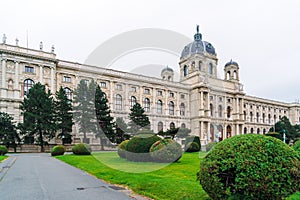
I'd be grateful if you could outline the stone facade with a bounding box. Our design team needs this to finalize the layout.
[0,30,299,146]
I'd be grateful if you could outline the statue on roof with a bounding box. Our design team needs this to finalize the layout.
[2,34,6,44]
[196,25,199,33]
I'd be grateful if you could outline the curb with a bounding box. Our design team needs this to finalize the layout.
[0,156,17,181]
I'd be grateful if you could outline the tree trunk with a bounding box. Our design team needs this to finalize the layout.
[39,129,44,152]
[100,137,105,151]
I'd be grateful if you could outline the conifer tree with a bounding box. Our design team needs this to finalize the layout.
[115,117,130,144]
[0,112,20,152]
[128,103,150,133]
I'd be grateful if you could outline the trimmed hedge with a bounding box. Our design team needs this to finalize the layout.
[125,134,161,162]
[293,140,300,154]
[72,143,92,155]
[117,140,129,159]
[0,145,8,155]
[205,142,216,152]
[51,145,66,156]
[184,135,201,150]
[198,134,300,200]
[185,142,200,152]
[150,139,182,163]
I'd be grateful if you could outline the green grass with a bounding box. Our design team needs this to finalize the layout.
[57,152,300,200]
[57,152,208,200]
[0,155,7,162]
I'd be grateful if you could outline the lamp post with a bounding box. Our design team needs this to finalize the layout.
[283,129,286,144]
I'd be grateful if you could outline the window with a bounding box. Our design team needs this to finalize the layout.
[210,103,214,117]
[170,122,175,129]
[83,79,89,84]
[227,98,231,103]
[250,112,253,122]
[199,61,202,71]
[243,111,246,120]
[218,105,222,118]
[144,98,150,112]
[244,127,247,134]
[116,84,122,90]
[209,63,213,75]
[268,114,271,124]
[100,82,106,88]
[115,94,122,110]
[219,97,223,102]
[256,112,259,123]
[181,123,186,129]
[227,106,231,118]
[157,90,163,96]
[131,86,136,92]
[169,101,175,115]
[158,122,163,132]
[262,113,265,123]
[181,94,185,99]
[144,88,150,94]
[180,103,185,116]
[169,92,174,98]
[24,79,34,96]
[210,96,214,101]
[25,66,34,73]
[157,100,163,114]
[183,65,188,77]
[64,87,72,100]
[63,76,71,82]
[130,96,136,109]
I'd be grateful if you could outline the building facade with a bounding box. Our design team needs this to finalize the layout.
[0,29,299,145]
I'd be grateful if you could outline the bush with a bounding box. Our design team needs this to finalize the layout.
[150,139,182,163]
[293,140,300,154]
[0,145,8,155]
[125,134,161,162]
[185,142,200,152]
[198,134,300,200]
[51,145,66,156]
[205,142,216,152]
[72,143,92,155]
[184,135,201,150]
[117,140,129,159]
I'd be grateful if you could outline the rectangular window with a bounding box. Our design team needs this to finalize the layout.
[169,92,174,98]
[100,82,106,88]
[25,66,34,73]
[157,90,163,96]
[219,97,223,102]
[116,84,122,90]
[181,94,185,99]
[144,88,150,94]
[63,76,71,82]
[131,86,136,92]
[210,96,214,101]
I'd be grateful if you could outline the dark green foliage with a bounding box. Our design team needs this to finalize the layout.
[150,139,182,163]
[205,142,216,152]
[265,131,283,141]
[125,134,161,162]
[95,85,115,149]
[128,103,150,133]
[176,128,191,138]
[184,135,201,151]
[115,117,130,144]
[20,83,57,152]
[0,112,20,152]
[198,134,300,200]
[158,128,179,139]
[293,140,300,154]
[117,140,129,159]
[72,143,92,155]
[51,145,66,156]
[0,145,8,155]
[55,87,74,145]
[185,142,200,152]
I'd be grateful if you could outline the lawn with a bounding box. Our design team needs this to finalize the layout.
[0,155,7,162]
[57,152,300,200]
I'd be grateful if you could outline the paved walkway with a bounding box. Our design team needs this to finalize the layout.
[0,153,145,200]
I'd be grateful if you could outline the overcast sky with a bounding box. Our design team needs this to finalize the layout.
[1,0,300,103]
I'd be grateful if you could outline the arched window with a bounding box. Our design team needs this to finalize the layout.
[274,115,277,123]
[130,96,137,109]
[183,65,188,77]
[263,128,266,134]
[192,61,195,68]
[268,114,271,124]
[227,106,231,118]
[210,103,214,117]
[144,98,150,112]
[181,123,186,128]
[157,100,163,114]
[209,63,213,75]
[64,87,72,100]
[170,122,175,129]
[8,79,13,90]
[158,122,163,132]
[257,128,260,134]
[169,101,174,115]
[226,125,232,138]
[199,61,202,71]
[233,70,237,79]
[24,79,35,96]
[180,103,185,116]
[115,94,122,110]
[244,127,247,134]
[243,111,247,120]
[262,113,265,123]
[218,105,222,118]
[250,112,253,122]
[256,112,259,123]
[226,71,230,80]
[250,128,254,133]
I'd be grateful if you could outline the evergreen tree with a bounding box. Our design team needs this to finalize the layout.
[128,103,150,133]
[0,112,20,152]
[94,85,114,149]
[55,87,74,144]
[73,79,97,144]
[20,83,57,152]
[115,117,130,144]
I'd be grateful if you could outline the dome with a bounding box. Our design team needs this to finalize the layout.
[161,66,174,74]
[180,27,216,58]
[225,60,239,67]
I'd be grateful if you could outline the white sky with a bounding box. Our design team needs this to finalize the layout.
[1,0,300,103]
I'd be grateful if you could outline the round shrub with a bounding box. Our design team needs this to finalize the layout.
[185,142,200,152]
[198,134,300,200]
[51,145,66,156]
[150,139,182,163]
[0,145,8,155]
[184,135,201,150]
[72,143,92,155]
[205,142,216,152]
[293,140,300,154]
[117,140,129,159]
[125,134,161,162]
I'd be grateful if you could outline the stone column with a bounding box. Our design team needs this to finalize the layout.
[200,121,204,139]
[39,65,43,83]
[200,91,203,110]
[236,124,240,135]
[110,81,114,109]
[14,61,19,98]
[236,98,240,120]
[50,67,54,92]
[207,122,211,143]
[1,59,7,97]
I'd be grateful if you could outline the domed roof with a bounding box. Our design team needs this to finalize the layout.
[181,26,216,58]
[225,60,239,67]
[161,66,174,73]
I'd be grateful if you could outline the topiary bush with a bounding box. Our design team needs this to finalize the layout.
[117,140,129,159]
[150,139,182,163]
[125,134,161,162]
[72,143,92,155]
[0,145,8,155]
[51,145,66,156]
[198,134,300,200]
[185,142,200,152]
[293,140,300,154]
[205,142,216,152]
[184,135,201,151]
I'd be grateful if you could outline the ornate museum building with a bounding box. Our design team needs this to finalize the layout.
[0,29,299,145]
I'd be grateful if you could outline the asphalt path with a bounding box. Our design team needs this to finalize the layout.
[0,153,145,200]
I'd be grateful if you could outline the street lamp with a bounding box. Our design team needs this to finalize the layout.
[283,129,286,144]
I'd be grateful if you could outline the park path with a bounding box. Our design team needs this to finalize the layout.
[0,153,146,200]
